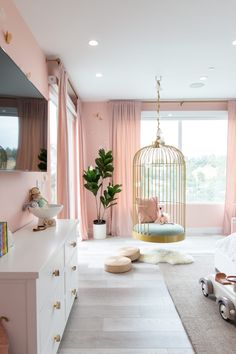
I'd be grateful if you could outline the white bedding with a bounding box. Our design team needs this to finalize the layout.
[215,233,236,262]
[215,233,236,274]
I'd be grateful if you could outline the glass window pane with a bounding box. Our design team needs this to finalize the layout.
[0,116,18,170]
[161,120,179,147]
[182,120,227,203]
[141,119,178,147]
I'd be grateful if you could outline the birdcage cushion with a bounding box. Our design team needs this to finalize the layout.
[132,223,185,243]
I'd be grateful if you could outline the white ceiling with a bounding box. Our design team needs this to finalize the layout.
[13,0,236,101]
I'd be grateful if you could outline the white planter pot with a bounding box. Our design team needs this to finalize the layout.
[93,222,107,240]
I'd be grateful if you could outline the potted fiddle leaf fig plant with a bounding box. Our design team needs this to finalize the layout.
[83,149,122,239]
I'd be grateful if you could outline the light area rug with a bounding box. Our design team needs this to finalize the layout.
[159,254,236,354]
[139,248,194,265]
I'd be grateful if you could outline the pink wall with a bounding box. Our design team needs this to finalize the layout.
[0,0,49,232]
[186,204,224,229]
[82,101,226,234]
[0,172,47,231]
[0,0,48,99]
[82,102,110,234]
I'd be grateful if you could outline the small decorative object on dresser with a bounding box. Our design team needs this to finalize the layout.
[83,149,122,239]
[23,186,48,211]
[23,187,63,231]
[28,186,48,208]
[0,220,78,354]
[29,203,63,231]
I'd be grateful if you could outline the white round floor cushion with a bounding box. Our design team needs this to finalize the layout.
[139,249,194,265]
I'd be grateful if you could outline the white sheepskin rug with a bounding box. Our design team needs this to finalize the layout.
[139,249,194,265]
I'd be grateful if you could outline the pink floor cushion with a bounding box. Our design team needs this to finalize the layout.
[104,256,132,273]
[118,247,140,261]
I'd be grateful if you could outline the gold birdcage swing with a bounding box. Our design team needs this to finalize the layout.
[132,78,186,243]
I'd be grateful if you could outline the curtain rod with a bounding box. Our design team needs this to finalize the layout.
[142,100,227,104]
[46,58,78,99]
[47,58,61,64]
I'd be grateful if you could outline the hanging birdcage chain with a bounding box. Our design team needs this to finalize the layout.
[156,77,161,140]
[154,76,162,146]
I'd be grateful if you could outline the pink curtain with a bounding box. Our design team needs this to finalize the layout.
[57,64,70,218]
[74,99,88,240]
[223,101,236,235]
[16,98,47,171]
[110,101,141,236]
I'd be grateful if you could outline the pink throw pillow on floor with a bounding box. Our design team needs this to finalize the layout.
[136,197,158,223]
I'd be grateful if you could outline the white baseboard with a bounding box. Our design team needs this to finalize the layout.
[89,226,223,236]
[186,227,223,235]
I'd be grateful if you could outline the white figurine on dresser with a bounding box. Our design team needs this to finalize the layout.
[0,220,79,354]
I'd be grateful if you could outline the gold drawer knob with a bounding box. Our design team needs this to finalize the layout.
[71,265,77,271]
[54,334,61,342]
[71,289,77,296]
[52,270,60,277]
[53,301,61,310]
[70,241,77,248]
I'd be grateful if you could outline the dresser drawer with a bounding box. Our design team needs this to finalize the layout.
[65,233,77,264]
[65,251,78,319]
[41,308,65,354]
[38,247,64,311]
[39,278,65,353]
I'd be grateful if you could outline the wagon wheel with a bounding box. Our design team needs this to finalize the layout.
[200,280,209,297]
[219,302,230,321]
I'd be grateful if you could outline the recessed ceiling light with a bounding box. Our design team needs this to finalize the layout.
[89,40,98,46]
[96,73,103,78]
[190,82,205,88]
[232,40,236,46]
[200,76,208,81]
[208,66,215,70]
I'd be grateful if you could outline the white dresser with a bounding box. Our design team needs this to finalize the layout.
[0,220,79,354]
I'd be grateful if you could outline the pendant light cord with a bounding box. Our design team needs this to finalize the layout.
[155,76,162,146]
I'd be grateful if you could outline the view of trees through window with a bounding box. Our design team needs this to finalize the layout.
[0,116,18,169]
[141,113,227,203]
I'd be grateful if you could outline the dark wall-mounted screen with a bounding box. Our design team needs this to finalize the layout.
[0,47,48,172]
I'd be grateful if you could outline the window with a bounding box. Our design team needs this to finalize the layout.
[49,86,78,217]
[141,111,227,203]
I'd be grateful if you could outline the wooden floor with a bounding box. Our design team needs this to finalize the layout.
[58,234,222,354]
